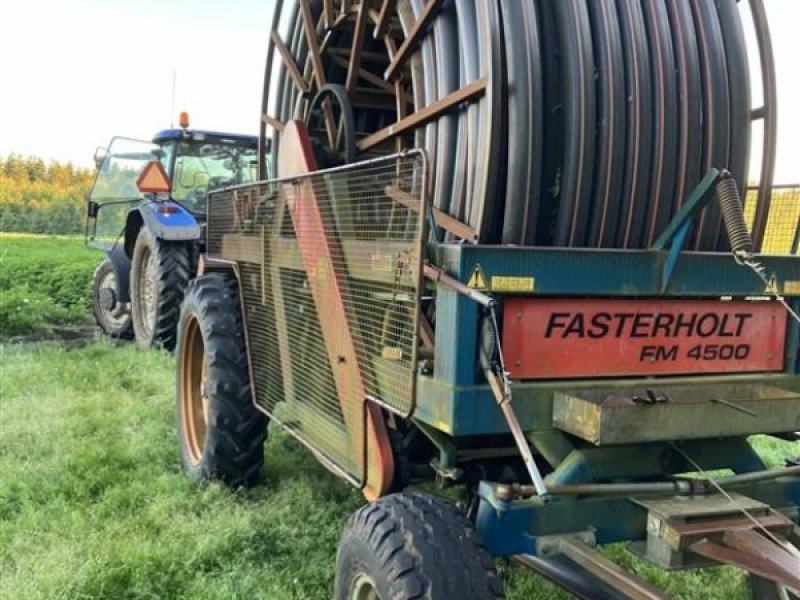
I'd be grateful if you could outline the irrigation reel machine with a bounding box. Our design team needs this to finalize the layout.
[174,1,800,598]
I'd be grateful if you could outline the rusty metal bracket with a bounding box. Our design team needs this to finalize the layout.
[515,536,672,600]
[690,532,800,591]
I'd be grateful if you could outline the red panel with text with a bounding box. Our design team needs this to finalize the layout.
[502,298,787,379]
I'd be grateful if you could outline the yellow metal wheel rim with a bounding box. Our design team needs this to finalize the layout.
[180,315,208,465]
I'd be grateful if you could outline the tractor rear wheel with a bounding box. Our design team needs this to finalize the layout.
[176,272,267,488]
[92,259,133,339]
[130,227,190,350]
[335,492,504,600]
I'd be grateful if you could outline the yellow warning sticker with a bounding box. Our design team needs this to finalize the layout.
[765,275,780,295]
[784,280,800,295]
[467,264,488,290]
[491,276,535,293]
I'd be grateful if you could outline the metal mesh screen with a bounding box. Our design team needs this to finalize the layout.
[745,185,800,255]
[206,151,427,483]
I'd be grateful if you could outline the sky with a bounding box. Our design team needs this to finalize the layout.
[0,0,274,166]
[0,0,798,183]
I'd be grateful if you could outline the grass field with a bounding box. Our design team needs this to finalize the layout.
[0,234,98,337]
[2,341,799,599]
[1,234,799,599]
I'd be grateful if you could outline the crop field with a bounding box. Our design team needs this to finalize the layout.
[1,234,799,599]
[0,234,97,338]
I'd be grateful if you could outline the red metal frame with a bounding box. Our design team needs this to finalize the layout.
[277,121,394,500]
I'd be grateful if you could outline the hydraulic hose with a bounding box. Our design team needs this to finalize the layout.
[261,0,774,251]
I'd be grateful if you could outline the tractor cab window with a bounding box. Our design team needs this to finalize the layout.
[171,140,258,214]
[156,141,175,176]
[88,137,162,247]
[90,137,160,203]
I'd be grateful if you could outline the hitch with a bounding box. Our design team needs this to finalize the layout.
[634,493,800,590]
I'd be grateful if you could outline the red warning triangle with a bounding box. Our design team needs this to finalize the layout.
[136,160,171,193]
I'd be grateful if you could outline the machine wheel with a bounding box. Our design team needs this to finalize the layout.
[92,259,133,339]
[129,228,190,350]
[176,272,266,488]
[335,492,504,600]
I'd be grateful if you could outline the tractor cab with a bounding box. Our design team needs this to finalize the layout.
[85,121,263,349]
[87,128,259,250]
[150,128,259,216]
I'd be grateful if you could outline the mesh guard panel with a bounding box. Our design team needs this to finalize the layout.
[745,186,800,255]
[206,151,427,484]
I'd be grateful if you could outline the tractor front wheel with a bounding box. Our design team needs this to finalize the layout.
[92,259,133,339]
[176,272,266,488]
[130,228,190,350]
[335,492,504,600]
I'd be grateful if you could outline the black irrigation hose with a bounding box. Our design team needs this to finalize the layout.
[616,0,654,249]
[691,0,731,251]
[642,0,679,248]
[586,0,625,248]
[665,0,704,219]
[263,0,772,251]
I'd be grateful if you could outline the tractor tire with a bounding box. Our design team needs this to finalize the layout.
[129,227,191,351]
[176,272,267,488]
[335,491,504,600]
[92,259,133,339]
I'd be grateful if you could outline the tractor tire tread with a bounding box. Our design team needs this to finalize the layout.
[177,272,266,488]
[92,259,133,339]
[336,491,504,599]
[131,229,192,350]
[151,240,191,350]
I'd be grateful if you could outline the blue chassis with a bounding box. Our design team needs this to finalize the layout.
[412,244,800,557]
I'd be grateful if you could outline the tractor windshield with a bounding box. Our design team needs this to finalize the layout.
[88,137,166,248]
[91,137,163,203]
[171,139,258,214]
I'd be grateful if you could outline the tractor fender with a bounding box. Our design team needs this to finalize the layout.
[137,202,201,242]
[122,203,201,257]
[106,244,132,303]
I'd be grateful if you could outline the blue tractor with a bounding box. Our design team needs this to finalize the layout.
[86,118,262,349]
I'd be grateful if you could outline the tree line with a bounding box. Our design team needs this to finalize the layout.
[0,155,95,234]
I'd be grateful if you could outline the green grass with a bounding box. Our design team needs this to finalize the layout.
[1,340,799,599]
[0,234,99,336]
[1,233,798,598]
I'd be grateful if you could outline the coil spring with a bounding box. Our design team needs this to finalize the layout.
[716,173,753,258]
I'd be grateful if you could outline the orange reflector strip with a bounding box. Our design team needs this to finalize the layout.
[137,160,171,194]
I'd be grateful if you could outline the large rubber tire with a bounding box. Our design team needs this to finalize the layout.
[335,492,504,600]
[129,228,191,351]
[175,272,267,488]
[91,259,133,339]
